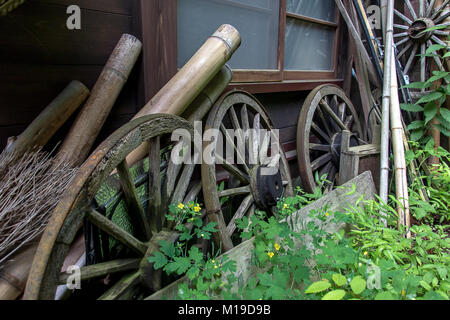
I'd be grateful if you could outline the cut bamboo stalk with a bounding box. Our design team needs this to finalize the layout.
[3,80,89,161]
[124,63,234,168]
[379,0,394,217]
[54,34,142,167]
[390,47,411,238]
[0,244,37,300]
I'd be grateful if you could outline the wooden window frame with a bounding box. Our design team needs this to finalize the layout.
[138,0,344,96]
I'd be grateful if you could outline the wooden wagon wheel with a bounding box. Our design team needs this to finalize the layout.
[394,0,449,88]
[296,85,365,194]
[24,114,203,300]
[202,91,293,252]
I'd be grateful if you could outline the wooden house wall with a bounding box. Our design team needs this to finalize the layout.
[0,0,143,151]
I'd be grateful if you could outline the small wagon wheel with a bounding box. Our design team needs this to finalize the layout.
[393,0,449,89]
[202,91,293,252]
[297,85,365,194]
[24,114,200,300]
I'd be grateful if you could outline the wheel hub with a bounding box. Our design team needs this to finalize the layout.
[408,18,435,42]
[250,166,283,210]
[330,132,359,166]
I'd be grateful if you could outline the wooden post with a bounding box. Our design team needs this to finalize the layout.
[3,81,89,161]
[54,34,142,167]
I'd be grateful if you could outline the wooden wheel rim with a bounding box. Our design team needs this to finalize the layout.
[296,84,364,193]
[202,90,293,253]
[24,114,193,300]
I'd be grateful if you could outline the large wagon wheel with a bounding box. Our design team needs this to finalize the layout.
[24,114,202,300]
[394,0,449,88]
[297,85,365,194]
[202,91,293,252]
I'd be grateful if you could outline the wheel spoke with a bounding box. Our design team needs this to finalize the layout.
[420,0,425,17]
[431,35,447,47]
[394,24,409,30]
[394,9,413,25]
[164,152,182,208]
[405,0,418,20]
[229,106,246,156]
[171,164,196,204]
[311,153,332,171]
[428,40,447,73]
[394,32,409,38]
[319,99,349,131]
[309,143,330,152]
[220,124,249,172]
[183,180,202,203]
[431,0,450,20]
[403,43,418,75]
[396,37,410,47]
[218,185,251,198]
[86,208,148,255]
[216,154,249,184]
[421,43,426,87]
[344,115,354,130]
[311,122,331,144]
[325,165,337,192]
[226,195,253,237]
[338,103,346,122]
[59,259,139,285]
[99,271,142,300]
[259,130,271,165]
[315,105,334,136]
[434,30,450,36]
[117,160,152,240]
[148,136,162,232]
[318,161,333,180]
[426,0,437,17]
[398,42,413,59]
[250,113,261,166]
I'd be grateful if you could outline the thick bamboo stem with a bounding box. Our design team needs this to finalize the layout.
[379,0,394,216]
[390,48,411,238]
[3,80,89,161]
[54,34,142,167]
[124,63,234,168]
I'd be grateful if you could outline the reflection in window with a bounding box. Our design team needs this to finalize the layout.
[284,18,335,71]
[286,0,336,22]
[178,0,280,70]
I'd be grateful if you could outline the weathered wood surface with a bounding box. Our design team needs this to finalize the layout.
[147,171,377,300]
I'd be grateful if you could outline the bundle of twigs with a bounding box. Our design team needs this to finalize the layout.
[0,149,77,265]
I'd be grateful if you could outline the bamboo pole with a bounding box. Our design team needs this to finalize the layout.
[124,25,240,167]
[390,47,411,238]
[0,245,37,300]
[124,65,233,168]
[3,80,89,161]
[54,34,142,167]
[379,0,394,216]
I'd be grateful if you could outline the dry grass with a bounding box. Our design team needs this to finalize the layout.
[0,149,77,265]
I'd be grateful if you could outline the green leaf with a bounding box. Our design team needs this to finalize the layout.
[407,120,425,131]
[402,82,431,89]
[400,104,424,112]
[148,251,168,270]
[203,222,218,233]
[417,92,444,105]
[350,276,366,295]
[322,289,346,300]
[375,291,394,300]
[436,114,450,130]
[410,129,424,141]
[188,246,203,264]
[420,280,432,291]
[440,108,450,124]
[186,266,200,280]
[434,124,450,137]
[305,280,331,294]
[158,240,175,258]
[424,101,438,125]
[425,44,446,55]
[332,273,347,287]
[426,71,450,84]
[171,256,192,275]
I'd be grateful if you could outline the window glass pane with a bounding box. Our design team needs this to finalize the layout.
[287,0,336,22]
[284,18,335,70]
[178,0,280,70]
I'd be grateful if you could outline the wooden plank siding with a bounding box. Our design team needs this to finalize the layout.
[0,0,141,150]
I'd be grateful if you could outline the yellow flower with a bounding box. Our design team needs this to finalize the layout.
[214,265,218,269]
[358,263,363,267]
[200,233,204,238]
[194,205,201,213]
[274,243,281,251]
[189,203,194,208]
[283,204,288,209]
[177,203,185,210]
[363,251,368,256]
[267,252,274,259]
[401,289,406,297]
[189,218,194,222]
[211,260,215,264]
[325,212,330,217]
